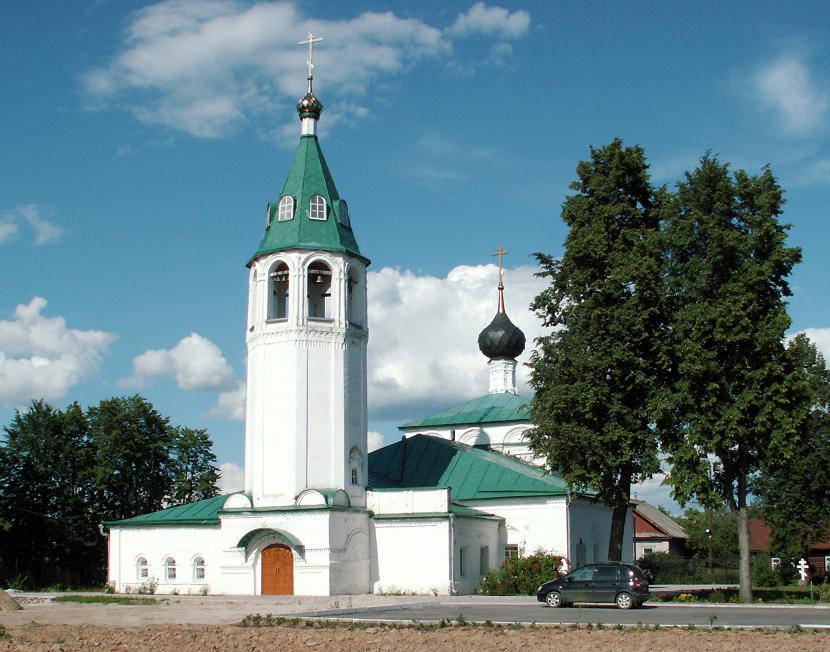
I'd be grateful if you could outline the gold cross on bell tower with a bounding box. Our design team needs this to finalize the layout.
[299,32,324,93]
[492,245,509,313]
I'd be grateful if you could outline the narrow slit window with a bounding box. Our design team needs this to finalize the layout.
[351,468,359,485]
[278,196,294,221]
[309,195,327,220]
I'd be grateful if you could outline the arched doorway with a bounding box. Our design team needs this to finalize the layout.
[261,544,294,595]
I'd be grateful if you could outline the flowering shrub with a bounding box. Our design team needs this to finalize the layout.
[478,549,564,595]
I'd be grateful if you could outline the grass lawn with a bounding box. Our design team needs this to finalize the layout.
[52,595,160,606]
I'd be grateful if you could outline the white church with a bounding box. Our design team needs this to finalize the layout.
[105,40,634,596]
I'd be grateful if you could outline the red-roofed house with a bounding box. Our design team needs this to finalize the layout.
[749,519,830,579]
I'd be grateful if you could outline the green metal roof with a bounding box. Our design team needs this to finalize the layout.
[102,494,231,527]
[399,392,531,429]
[368,434,571,500]
[250,135,368,264]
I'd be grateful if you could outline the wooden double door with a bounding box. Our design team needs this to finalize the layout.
[261,544,294,595]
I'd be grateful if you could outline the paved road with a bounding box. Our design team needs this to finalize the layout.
[304,600,830,629]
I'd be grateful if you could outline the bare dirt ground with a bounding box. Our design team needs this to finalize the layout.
[2,622,830,652]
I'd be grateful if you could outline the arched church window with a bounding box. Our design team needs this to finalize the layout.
[351,468,359,485]
[278,196,294,221]
[164,557,176,581]
[193,557,206,582]
[309,194,327,220]
[307,261,332,319]
[136,557,148,580]
[268,262,289,320]
[339,199,350,226]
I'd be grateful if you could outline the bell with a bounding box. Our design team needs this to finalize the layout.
[314,274,323,284]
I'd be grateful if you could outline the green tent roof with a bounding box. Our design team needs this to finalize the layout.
[103,494,231,527]
[399,392,531,429]
[250,135,367,264]
[368,434,572,500]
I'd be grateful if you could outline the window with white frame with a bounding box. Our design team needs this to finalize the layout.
[504,545,519,562]
[309,194,326,220]
[164,557,176,581]
[193,557,206,581]
[136,557,149,580]
[278,196,294,221]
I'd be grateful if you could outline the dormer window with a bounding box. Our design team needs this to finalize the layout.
[278,196,294,222]
[309,195,327,220]
[265,203,272,227]
[339,200,350,226]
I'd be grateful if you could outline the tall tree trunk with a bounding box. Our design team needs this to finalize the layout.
[734,474,753,603]
[607,503,629,561]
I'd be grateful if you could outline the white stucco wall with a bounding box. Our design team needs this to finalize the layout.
[452,516,504,594]
[568,498,635,567]
[401,420,538,463]
[462,496,570,560]
[635,539,669,559]
[107,505,371,596]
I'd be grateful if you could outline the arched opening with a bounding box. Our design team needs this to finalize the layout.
[261,544,294,595]
[136,557,148,581]
[193,557,205,582]
[307,261,332,320]
[347,267,361,325]
[164,557,176,582]
[268,262,289,320]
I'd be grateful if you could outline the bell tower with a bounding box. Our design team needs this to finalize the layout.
[244,34,370,508]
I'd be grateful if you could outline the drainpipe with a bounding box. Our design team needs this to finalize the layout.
[565,493,572,572]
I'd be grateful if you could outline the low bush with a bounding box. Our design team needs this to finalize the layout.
[751,555,778,587]
[478,549,564,595]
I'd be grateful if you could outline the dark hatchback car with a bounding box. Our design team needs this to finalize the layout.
[536,562,649,609]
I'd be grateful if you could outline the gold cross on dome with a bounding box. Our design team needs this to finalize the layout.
[298,32,324,89]
[492,245,509,286]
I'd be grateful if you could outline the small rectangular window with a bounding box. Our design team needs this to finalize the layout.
[504,544,519,562]
[480,546,489,574]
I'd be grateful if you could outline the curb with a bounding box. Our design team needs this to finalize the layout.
[291,600,441,618]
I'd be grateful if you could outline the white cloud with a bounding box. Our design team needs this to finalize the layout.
[209,381,247,420]
[0,220,18,243]
[218,461,244,493]
[789,327,830,362]
[367,264,546,418]
[0,297,116,407]
[0,205,63,246]
[367,430,385,452]
[754,54,829,134]
[448,3,530,40]
[124,332,237,391]
[83,1,529,139]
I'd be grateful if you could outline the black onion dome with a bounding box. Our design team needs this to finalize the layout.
[478,312,526,360]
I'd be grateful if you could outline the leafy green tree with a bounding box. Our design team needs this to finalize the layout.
[754,334,830,559]
[0,401,101,586]
[676,506,739,560]
[528,139,665,561]
[168,426,220,505]
[658,156,802,602]
[88,395,173,522]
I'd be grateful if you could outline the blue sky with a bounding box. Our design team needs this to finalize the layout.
[2,1,829,509]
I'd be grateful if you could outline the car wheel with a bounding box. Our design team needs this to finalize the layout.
[545,591,562,608]
[615,592,633,610]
